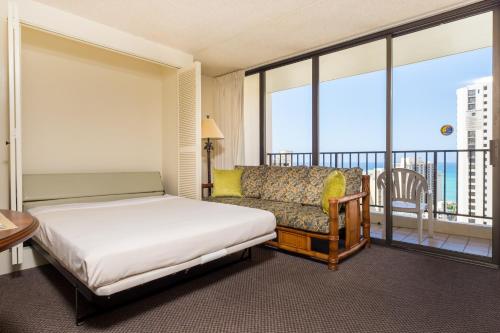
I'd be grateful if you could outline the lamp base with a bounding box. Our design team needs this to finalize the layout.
[204,138,213,195]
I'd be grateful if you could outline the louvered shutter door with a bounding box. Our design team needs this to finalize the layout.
[177,62,202,199]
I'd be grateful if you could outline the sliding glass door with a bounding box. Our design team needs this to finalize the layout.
[392,12,494,258]
[319,40,386,240]
[255,4,499,264]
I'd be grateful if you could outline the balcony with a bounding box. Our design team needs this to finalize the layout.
[267,149,492,257]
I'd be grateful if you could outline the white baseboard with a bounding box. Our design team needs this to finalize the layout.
[0,246,48,276]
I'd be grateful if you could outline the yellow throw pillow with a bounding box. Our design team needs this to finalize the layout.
[212,168,244,198]
[321,171,346,214]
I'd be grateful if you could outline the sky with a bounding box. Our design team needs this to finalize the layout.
[271,47,492,153]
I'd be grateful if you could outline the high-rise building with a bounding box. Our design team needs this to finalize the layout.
[397,157,443,207]
[367,160,443,215]
[456,77,492,225]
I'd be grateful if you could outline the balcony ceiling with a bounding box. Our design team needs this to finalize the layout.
[35,0,482,77]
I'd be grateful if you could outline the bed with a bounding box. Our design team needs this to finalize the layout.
[24,172,276,323]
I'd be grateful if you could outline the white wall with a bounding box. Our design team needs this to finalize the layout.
[16,0,193,69]
[243,74,260,166]
[22,26,165,174]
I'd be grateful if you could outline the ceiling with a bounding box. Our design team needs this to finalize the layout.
[34,0,482,77]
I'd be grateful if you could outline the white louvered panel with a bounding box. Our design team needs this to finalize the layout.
[177,62,201,200]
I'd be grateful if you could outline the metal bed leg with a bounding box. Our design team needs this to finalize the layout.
[240,247,253,261]
[75,287,98,326]
[75,287,84,326]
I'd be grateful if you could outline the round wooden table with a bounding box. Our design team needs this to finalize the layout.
[0,210,39,252]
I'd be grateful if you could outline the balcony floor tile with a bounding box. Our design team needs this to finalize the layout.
[421,237,446,248]
[368,225,491,257]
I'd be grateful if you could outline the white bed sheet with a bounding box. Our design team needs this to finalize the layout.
[29,195,276,295]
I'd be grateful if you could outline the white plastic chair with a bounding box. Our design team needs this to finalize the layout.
[377,168,434,244]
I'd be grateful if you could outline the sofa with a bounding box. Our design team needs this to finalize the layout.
[205,165,371,270]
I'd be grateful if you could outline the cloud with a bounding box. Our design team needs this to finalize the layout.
[461,75,492,86]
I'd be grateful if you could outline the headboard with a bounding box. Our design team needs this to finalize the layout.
[23,172,164,210]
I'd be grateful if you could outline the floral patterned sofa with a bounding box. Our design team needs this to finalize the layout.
[206,166,371,270]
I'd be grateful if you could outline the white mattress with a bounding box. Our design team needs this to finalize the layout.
[29,195,276,296]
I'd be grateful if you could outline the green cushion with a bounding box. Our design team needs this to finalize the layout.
[322,171,346,214]
[212,168,243,197]
[302,167,362,206]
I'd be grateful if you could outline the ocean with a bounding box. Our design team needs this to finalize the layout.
[318,161,458,203]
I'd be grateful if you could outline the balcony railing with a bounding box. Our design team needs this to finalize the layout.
[267,149,492,224]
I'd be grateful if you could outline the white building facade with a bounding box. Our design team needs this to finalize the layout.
[456,78,492,225]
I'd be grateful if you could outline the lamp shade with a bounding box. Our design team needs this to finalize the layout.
[201,117,224,139]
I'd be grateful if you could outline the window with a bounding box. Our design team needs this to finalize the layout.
[319,39,386,165]
[256,10,494,248]
[266,59,312,165]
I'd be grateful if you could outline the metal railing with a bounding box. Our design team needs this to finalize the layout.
[267,149,492,224]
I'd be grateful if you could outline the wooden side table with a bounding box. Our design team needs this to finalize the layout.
[0,210,39,252]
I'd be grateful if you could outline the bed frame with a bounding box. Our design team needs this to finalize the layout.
[31,239,252,325]
[23,172,255,325]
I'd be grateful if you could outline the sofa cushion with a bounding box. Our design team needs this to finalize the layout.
[236,165,268,198]
[205,196,255,206]
[343,168,363,195]
[261,167,309,204]
[206,196,346,234]
[302,167,362,206]
[284,205,346,234]
[205,196,299,226]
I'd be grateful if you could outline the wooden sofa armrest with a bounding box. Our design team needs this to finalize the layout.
[328,191,368,205]
[326,175,371,270]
